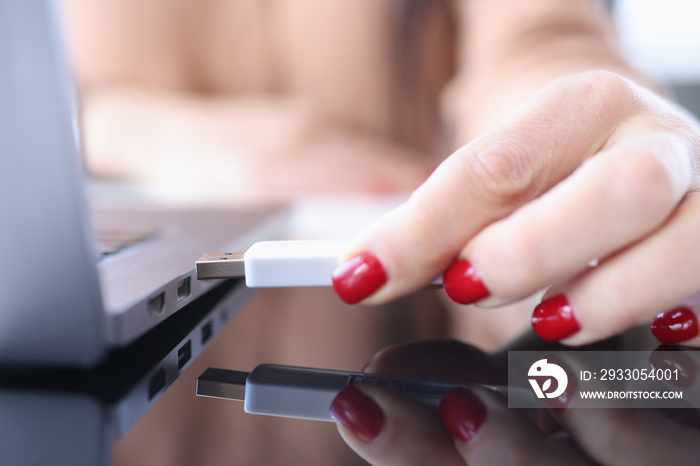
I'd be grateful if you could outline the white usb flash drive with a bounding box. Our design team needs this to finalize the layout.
[195,240,348,286]
[195,239,443,288]
[196,364,535,421]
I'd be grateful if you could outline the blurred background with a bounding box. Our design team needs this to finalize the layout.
[615,0,700,117]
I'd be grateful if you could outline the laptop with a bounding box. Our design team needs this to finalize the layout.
[0,279,250,465]
[0,0,286,367]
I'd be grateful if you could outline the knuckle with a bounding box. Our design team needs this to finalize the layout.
[580,70,632,98]
[563,70,637,109]
[551,70,642,125]
[484,227,548,298]
[456,141,541,208]
[447,71,642,212]
[608,148,677,220]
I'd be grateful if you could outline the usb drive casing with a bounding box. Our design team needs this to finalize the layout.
[197,364,533,421]
[196,240,443,287]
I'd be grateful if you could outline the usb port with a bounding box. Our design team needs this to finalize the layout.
[148,367,166,400]
[177,277,191,304]
[178,340,192,370]
[147,292,166,317]
[201,320,213,345]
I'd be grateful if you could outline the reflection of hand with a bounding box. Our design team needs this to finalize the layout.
[650,345,700,406]
[331,71,700,346]
[331,340,700,465]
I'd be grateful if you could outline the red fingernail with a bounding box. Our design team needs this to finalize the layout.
[332,252,387,304]
[439,387,486,443]
[361,362,371,373]
[651,307,699,344]
[330,386,385,442]
[531,294,580,342]
[443,260,490,304]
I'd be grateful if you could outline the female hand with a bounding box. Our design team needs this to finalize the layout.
[330,340,700,465]
[331,70,700,346]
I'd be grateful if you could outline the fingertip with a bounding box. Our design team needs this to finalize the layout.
[331,252,387,304]
[330,386,385,443]
[439,387,487,443]
[531,294,581,342]
[443,259,491,305]
[651,307,700,344]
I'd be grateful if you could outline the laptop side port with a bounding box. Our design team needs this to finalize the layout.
[201,320,213,345]
[148,367,166,400]
[147,292,166,317]
[178,339,192,370]
[177,277,191,304]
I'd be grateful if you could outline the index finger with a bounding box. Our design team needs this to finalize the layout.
[331,71,639,304]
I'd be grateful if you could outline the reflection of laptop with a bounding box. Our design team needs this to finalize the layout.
[0,0,286,367]
[0,279,251,465]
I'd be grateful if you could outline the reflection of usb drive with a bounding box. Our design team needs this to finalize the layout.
[196,364,533,421]
[195,239,443,287]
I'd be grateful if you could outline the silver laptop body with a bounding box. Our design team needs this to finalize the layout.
[0,0,285,367]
